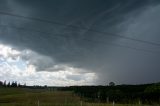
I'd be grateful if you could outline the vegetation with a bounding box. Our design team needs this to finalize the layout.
[71,83,160,104]
[0,87,81,106]
[0,87,157,106]
[0,81,160,106]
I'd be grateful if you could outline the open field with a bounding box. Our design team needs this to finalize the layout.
[0,87,80,106]
[0,87,158,106]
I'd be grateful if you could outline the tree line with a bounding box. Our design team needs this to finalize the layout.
[0,80,47,89]
[0,80,26,87]
[69,83,160,104]
[43,82,160,104]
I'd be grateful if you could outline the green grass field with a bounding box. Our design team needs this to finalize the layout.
[0,87,157,106]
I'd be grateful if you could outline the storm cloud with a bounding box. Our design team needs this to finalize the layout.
[0,0,160,85]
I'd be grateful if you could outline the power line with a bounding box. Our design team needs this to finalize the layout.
[0,11,160,46]
[0,24,160,54]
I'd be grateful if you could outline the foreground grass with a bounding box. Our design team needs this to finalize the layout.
[0,87,159,106]
[0,87,81,106]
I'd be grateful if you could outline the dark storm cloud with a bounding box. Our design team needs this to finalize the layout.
[0,0,160,84]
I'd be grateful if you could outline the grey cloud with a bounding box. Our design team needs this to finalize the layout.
[0,0,160,84]
[66,75,83,81]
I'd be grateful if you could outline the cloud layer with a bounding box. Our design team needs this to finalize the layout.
[0,0,160,85]
[0,44,96,86]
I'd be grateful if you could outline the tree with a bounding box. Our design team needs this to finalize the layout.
[11,81,18,87]
[18,83,21,87]
[0,81,3,86]
[144,84,160,93]
[3,80,6,87]
[109,82,115,86]
[7,82,10,87]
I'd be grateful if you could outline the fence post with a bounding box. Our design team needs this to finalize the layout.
[113,101,115,106]
[139,100,141,105]
[38,100,39,106]
[80,101,82,106]
[106,97,109,103]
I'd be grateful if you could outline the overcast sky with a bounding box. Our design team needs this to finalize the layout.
[0,0,160,86]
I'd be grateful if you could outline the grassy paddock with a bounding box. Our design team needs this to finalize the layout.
[0,87,158,106]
